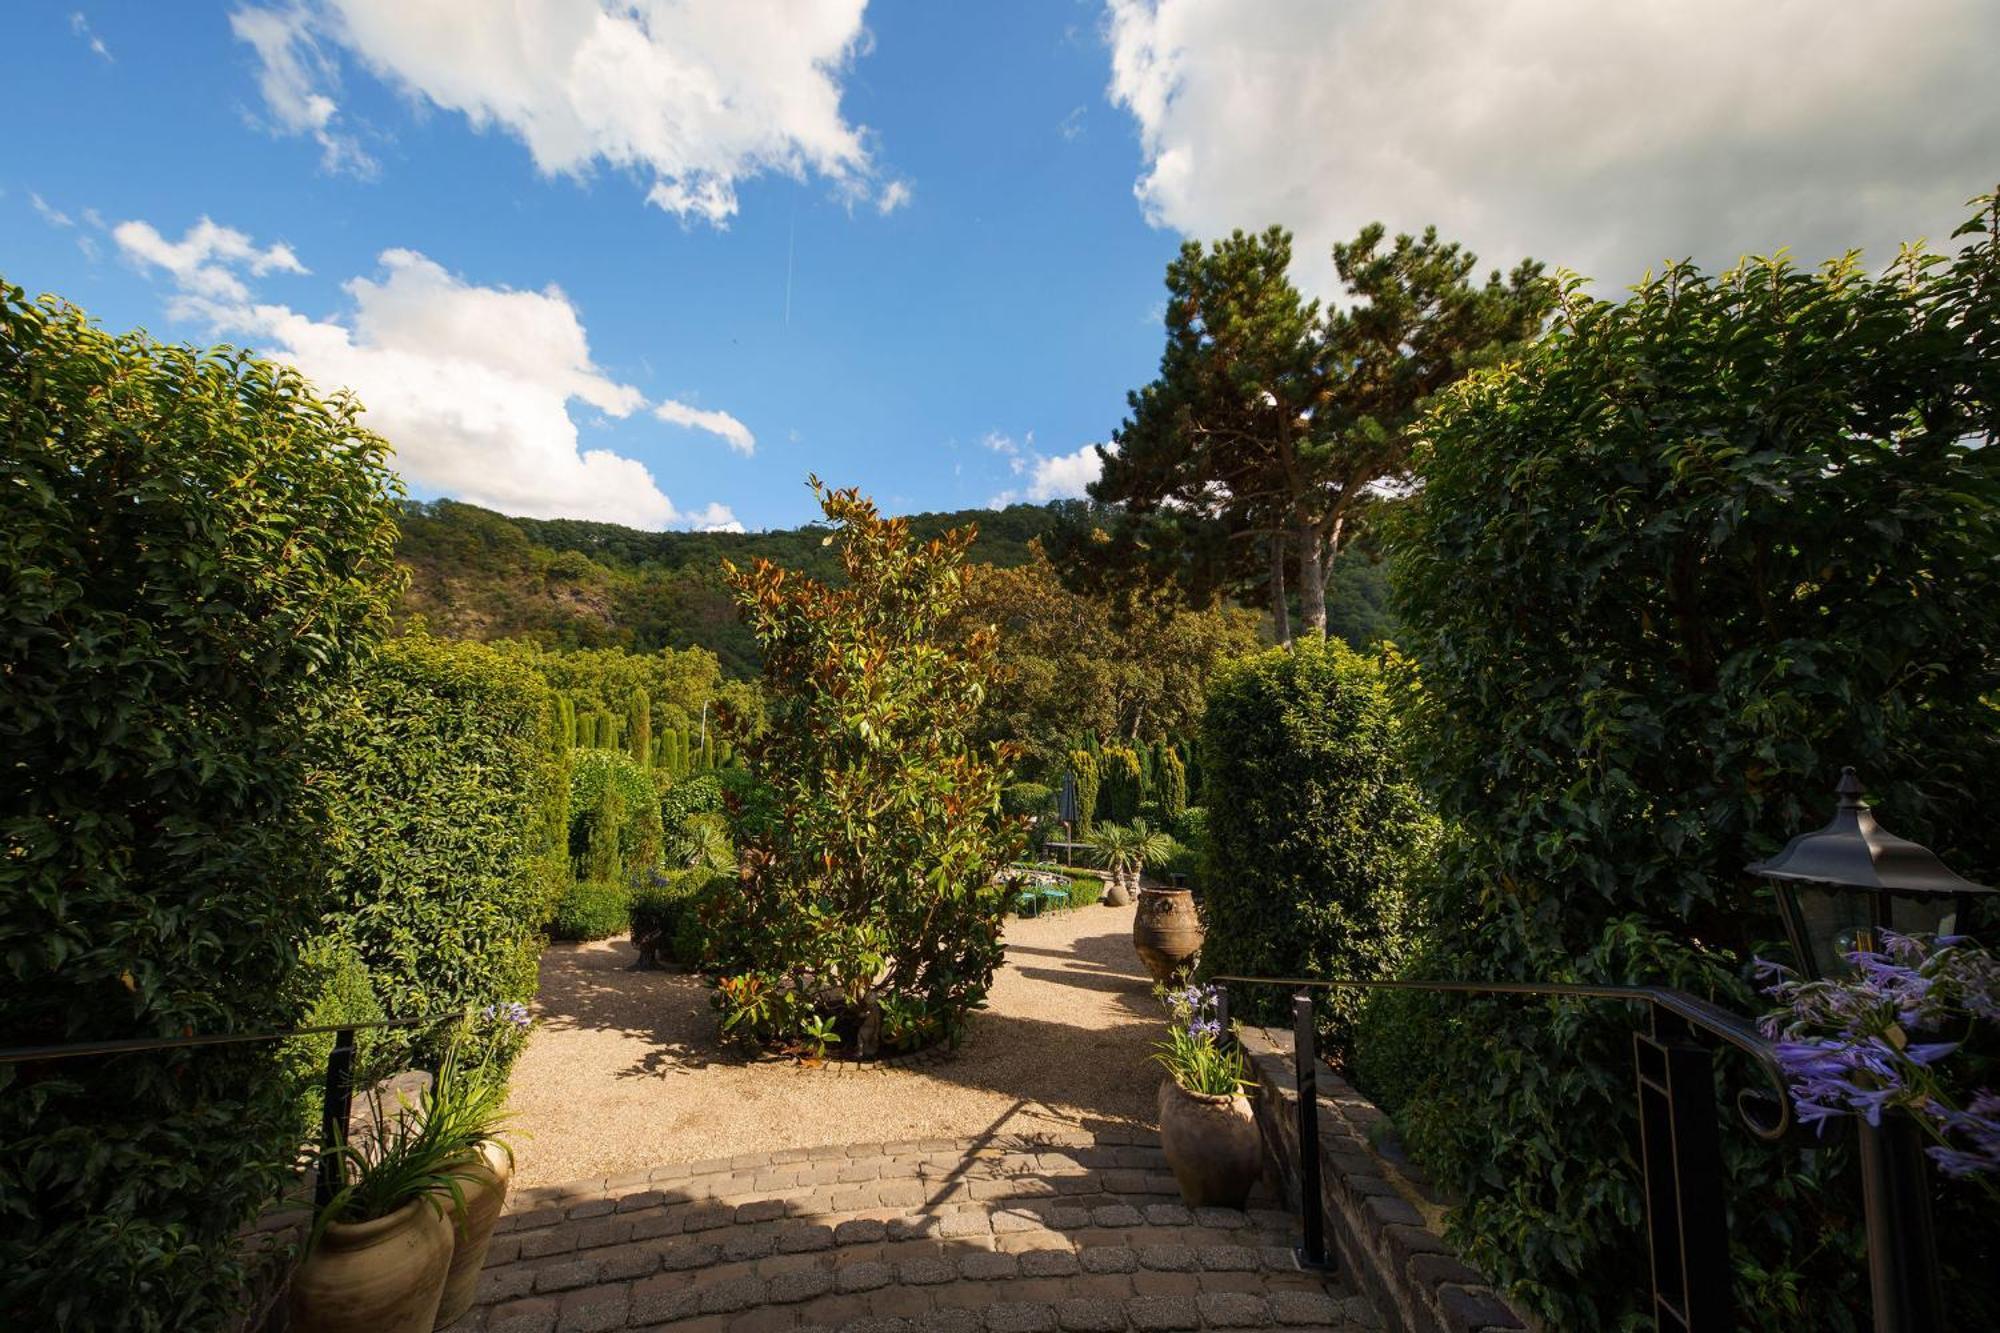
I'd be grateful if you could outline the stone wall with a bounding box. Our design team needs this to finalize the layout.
[1238,1025,1530,1333]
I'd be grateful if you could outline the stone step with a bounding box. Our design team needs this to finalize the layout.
[451,1131,1380,1333]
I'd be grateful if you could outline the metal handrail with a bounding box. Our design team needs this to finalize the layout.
[0,1011,467,1065]
[1206,971,1799,1333]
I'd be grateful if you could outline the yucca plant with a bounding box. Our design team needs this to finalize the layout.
[1090,818,1176,894]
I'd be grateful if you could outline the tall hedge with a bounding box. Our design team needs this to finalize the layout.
[1097,745,1143,824]
[568,749,664,884]
[1196,638,1433,1062]
[316,635,558,1031]
[1068,750,1100,836]
[0,283,402,1327]
[1385,201,2000,1330]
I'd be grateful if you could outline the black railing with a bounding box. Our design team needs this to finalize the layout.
[1,1010,466,1209]
[1208,973,1799,1333]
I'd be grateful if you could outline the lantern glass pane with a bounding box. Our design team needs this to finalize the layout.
[1794,884,1873,977]
[1888,893,1957,940]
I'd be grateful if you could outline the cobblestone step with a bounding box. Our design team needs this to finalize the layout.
[451,1130,1381,1332]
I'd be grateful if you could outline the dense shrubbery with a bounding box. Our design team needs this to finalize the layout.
[1195,637,1434,1063]
[0,283,403,1327]
[549,880,631,942]
[1383,201,2000,1330]
[569,749,663,885]
[630,867,729,966]
[319,635,560,1020]
[704,481,1023,1056]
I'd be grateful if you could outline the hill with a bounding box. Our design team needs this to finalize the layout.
[394,498,1071,676]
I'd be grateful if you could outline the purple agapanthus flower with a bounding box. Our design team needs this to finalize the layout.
[1763,932,1997,1189]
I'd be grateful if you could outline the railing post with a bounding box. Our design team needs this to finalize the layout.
[1857,1113,1944,1333]
[1293,990,1328,1269]
[315,1026,357,1211]
[1633,1007,1730,1332]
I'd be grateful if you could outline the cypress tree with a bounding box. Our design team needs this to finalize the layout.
[584,778,624,884]
[626,688,652,768]
[1161,747,1188,824]
[1069,750,1099,837]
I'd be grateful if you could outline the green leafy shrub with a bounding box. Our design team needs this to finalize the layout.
[1065,875,1104,909]
[1068,750,1099,836]
[549,880,631,942]
[1098,745,1143,824]
[1196,637,1435,1064]
[0,282,403,1326]
[656,772,733,869]
[568,749,663,884]
[630,867,729,964]
[1386,200,2000,1330]
[706,480,1025,1056]
[317,635,561,1035]
[1003,781,1056,818]
[1158,747,1188,825]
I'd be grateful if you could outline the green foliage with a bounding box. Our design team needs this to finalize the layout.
[1068,751,1100,837]
[1159,748,1188,824]
[1088,818,1175,877]
[568,750,664,884]
[396,496,1064,677]
[1098,746,1143,824]
[1196,638,1434,1064]
[0,280,403,1327]
[279,938,388,1145]
[630,868,728,965]
[1386,199,2000,1330]
[318,635,559,1026]
[1002,782,1056,818]
[1060,223,1548,640]
[626,686,653,768]
[549,880,631,942]
[706,479,1025,1055]
[1065,875,1104,909]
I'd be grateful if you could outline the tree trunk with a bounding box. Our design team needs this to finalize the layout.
[1268,532,1291,643]
[1296,522,1328,638]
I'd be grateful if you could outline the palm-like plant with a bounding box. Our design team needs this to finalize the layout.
[1089,818,1175,894]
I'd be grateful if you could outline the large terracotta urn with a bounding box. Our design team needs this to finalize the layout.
[290,1196,454,1333]
[1102,871,1133,908]
[1157,1078,1262,1208]
[434,1140,513,1328]
[1132,886,1203,982]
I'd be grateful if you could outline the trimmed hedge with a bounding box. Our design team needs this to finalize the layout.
[0,283,403,1328]
[568,749,663,885]
[1195,637,1435,1064]
[549,879,630,942]
[630,867,730,964]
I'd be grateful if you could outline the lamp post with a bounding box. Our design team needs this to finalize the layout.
[1747,767,1995,1333]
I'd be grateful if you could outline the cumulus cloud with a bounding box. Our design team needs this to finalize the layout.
[991,442,1104,506]
[115,220,741,529]
[229,4,374,174]
[876,179,913,215]
[111,216,308,303]
[231,0,884,224]
[1104,0,2000,293]
[655,398,755,455]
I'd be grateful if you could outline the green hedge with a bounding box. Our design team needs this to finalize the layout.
[1387,208,2000,1330]
[0,282,402,1328]
[630,867,730,964]
[1195,638,1434,1064]
[1065,874,1104,909]
[568,749,663,884]
[549,879,631,942]
[317,635,559,1023]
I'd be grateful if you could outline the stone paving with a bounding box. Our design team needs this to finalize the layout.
[451,1127,1381,1332]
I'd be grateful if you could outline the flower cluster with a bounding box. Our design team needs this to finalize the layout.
[480,1000,533,1033]
[1153,983,1249,1096]
[1760,933,1998,1187]
[1166,983,1227,1042]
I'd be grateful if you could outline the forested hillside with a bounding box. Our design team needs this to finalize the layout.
[395,497,1393,676]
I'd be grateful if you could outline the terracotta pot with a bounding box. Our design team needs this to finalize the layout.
[1102,872,1133,907]
[1157,1078,1262,1209]
[434,1141,513,1328]
[1132,887,1204,983]
[290,1196,454,1333]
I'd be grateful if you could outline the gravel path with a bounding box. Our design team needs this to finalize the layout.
[503,901,1163,1188]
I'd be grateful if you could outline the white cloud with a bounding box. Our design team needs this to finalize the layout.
[30,193,73,228]
[1058,106,1086,142]
[876,179,913,215]
[112,216,308,303]
[232,0,885,224]
[991,442,1104,506]
[687,502,745,533]
[229,5,374,175]
[982,429,1031,476]
[1104,0,2000,293]
[71,12,112,62]
[655,398,755,455]
[115,221,741,529]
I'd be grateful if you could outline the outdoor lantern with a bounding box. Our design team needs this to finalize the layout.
[1747,767,1995,979]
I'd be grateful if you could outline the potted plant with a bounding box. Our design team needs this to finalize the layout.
[430,1006,528,1329]
[1126,818,1201,981]
[1152,983,1261,1209]
[291,1087,481,1333]
[1089,819,1171,906]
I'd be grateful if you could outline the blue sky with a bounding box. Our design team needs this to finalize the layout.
[6,3,1995,531]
